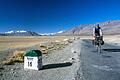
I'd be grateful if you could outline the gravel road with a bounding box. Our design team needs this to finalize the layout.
[0,40,82,80]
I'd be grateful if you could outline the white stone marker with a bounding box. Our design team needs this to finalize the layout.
[24,50,42,70]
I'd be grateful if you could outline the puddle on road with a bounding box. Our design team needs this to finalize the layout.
[92,64,112,71]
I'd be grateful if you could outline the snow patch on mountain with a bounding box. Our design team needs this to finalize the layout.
[5,30,14,33]
[57,30,64,33]
[16,30,27,33]
[5,30,27,34]
[40,33,56,36]
[39,30,64,36]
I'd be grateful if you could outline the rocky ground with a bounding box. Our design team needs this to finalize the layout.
[0,39,82,80]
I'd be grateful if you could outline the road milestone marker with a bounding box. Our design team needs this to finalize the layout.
[24,50,43,70]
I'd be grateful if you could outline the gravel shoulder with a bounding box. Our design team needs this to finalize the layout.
[0,39,82,80]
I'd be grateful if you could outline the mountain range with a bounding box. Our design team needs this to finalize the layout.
[1,30,39,36]
[0,30,64,36]
[56,20,120,36]
[0,20,120,36]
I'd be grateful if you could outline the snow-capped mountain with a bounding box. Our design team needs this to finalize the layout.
[5,30,27,34]
[0,30,64,36]
[4,30,39,36]
[39,30,64,36]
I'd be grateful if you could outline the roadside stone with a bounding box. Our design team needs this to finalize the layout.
[11,71,15,74]
[10,69,15,71]
[0,67,4,70]
[72,58,75,60]
[73,51,77,53]
[14,75,18,77]
[0,73,3,76]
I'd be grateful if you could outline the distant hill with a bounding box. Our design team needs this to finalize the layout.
[56,20,120,36]
[3,30,40,36]
[0,33,7,36]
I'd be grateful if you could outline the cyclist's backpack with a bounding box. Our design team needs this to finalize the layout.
[101,41,104,45]
[95,27,100,36]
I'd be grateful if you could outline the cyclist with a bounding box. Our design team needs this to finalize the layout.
[92,24,104,45]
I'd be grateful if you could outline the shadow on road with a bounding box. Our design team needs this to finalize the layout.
[101,54,112,58]
[42,62,72,70]
[102,49,120,52]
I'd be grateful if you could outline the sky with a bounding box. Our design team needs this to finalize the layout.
[0,0,120,33]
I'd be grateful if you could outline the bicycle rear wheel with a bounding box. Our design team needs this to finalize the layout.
[98,43,101,53]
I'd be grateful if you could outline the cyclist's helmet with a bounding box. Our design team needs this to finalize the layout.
[96,24,99,27]
[95,24,101,29]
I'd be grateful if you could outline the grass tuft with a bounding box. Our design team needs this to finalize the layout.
[2,51,25,65]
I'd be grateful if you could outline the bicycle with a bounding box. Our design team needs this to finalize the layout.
[94,36,103,53]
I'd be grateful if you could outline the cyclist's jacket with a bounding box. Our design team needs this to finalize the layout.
[93,27,103,36]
